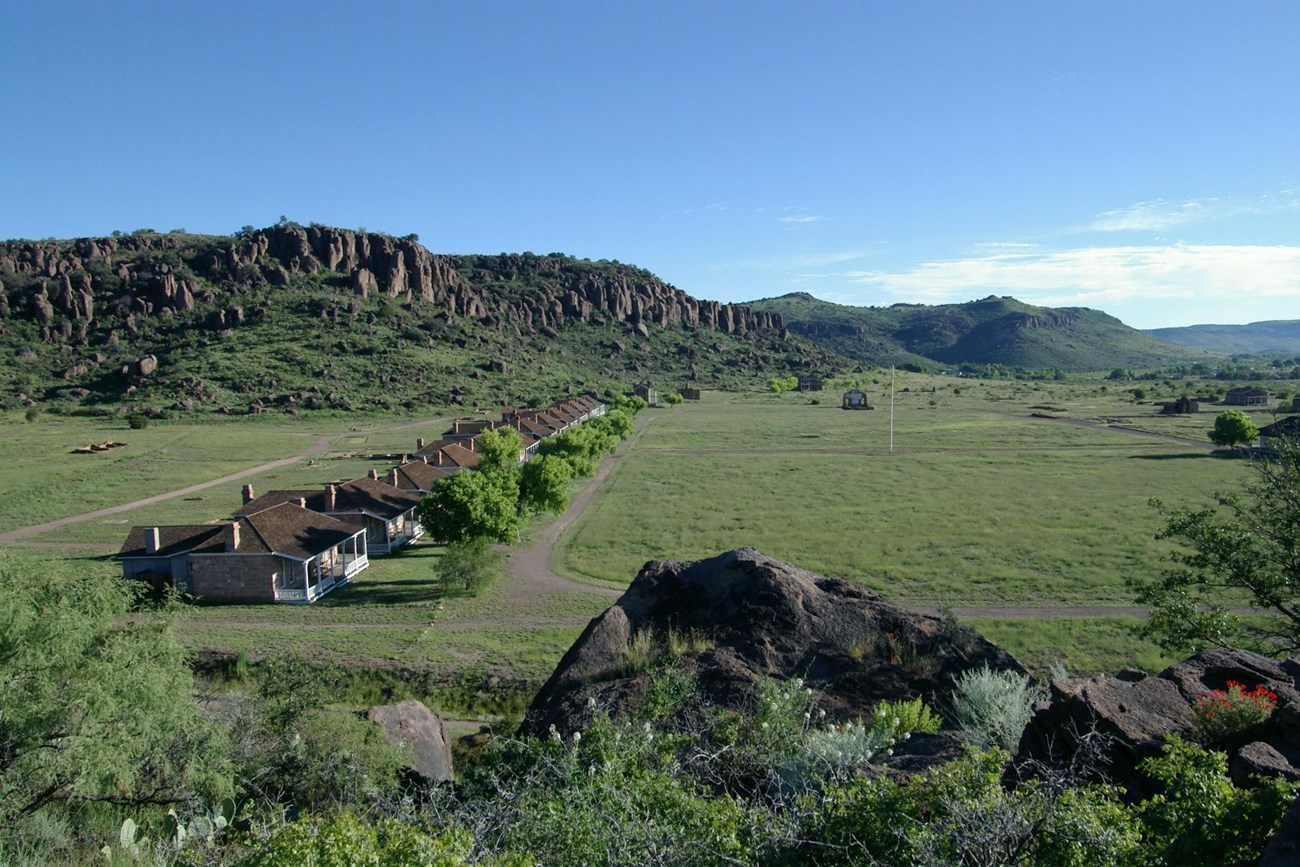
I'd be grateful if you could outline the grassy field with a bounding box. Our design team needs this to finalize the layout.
[554,380,1268,675]
[10,373,1291,719]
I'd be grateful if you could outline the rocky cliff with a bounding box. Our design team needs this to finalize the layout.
[0,225,816,412]
[0,225,780,347]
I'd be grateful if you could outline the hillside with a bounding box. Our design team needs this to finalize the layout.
[1146,320,1300,355]
[748,292,1207,371]
[0,225,842,415]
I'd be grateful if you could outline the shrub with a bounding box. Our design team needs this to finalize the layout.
[23,406,39,422]
[777,719,894,793]
[618,627,657,675]
[950,665,1041,749]
[437,536,503,596]
[127,414,149,429]
[872,696,941,737]
[1192,680,1277,743]
[1136,735,1298,867]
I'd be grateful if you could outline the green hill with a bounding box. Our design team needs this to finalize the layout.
[0,225,843,416]
[748,292,1206,372]
[1145,320,1300,355]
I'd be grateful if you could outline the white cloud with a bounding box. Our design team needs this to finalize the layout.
[1082,199,1211,232]
[779,214,828,224]
[843,244,1300,313]
[1079,190,1300,234]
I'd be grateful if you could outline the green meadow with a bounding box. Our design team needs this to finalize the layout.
[4,373,1285,711]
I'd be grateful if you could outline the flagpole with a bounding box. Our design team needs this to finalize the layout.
[890,365,895,453]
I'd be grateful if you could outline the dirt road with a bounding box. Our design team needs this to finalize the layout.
[0,434,335,544]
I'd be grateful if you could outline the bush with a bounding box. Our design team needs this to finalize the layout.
[1135,735,1298,866]
[127,414,149,429]
[437,536,503,596]
[950,665,1041,749]
[23,406,39,422]
[1192,681,1277,744]
[872,696,942,737]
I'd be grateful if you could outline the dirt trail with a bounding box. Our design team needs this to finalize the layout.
[0,434,336,544]
[501,416,658,603]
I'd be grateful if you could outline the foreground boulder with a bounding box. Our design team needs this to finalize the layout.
[1017,648,1300,798]
[521,548,1025,737]
[364,699,454,783]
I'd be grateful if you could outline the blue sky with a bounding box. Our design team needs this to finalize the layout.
[2,2,1297,329]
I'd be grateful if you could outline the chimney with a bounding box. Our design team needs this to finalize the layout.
[420,454,429,464]
[417,437,425,450]
[241,484,255,504]
[324,484,337,511]
[226,521,240,552]
[296,497,307,509]
[434,450,444,467]
[145,526,161,554]
[388,469,400,486]
[467,437,476,452]
[368,468,379,480]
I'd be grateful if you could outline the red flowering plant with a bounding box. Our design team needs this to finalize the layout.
[1191,680,1278,743]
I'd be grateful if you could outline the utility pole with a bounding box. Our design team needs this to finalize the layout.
[890,365,895,453]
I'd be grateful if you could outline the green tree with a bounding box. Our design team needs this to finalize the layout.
[518,454,572,516]
[589,408,634,440]
[417,471,521,543]
[1134,433,1300,655]
[1208,410,1258,448]
[476,428,523,477]
[0,556,231,831]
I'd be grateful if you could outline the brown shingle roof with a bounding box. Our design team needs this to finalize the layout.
[391,461,454,491]
[119,524,225,558]
[237,478,421,521]
[193,504,363,560]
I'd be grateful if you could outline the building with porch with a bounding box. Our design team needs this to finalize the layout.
[118,503,368,603]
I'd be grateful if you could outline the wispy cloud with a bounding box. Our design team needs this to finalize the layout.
[1079,191,1300,233]
[844,244,1300,311]
[778,214,828,224]
[1082,199,1211,232]
[711,248,875,272]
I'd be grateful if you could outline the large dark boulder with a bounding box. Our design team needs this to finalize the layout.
[520,548,1025,738]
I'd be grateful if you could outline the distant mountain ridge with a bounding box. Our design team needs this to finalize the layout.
[1145,320,1300,355]
[0,225,838,414]
[747,292,1207,371]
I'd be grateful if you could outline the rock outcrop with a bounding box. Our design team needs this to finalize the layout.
[1017,648,1300,797]
[520,548,1025,738]
[363,699,455,784]
[0,225,781,343]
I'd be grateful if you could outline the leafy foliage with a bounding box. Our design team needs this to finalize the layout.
[1135,433,1300,655]
[437,536,504,596]
[517,455,572,516]
[1209,409,1259,447]
[236,812,481,867]
[416,471,521,544]
[1192,681,1277,744]
[1135,735,1298,867]
[0,556,231,831]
